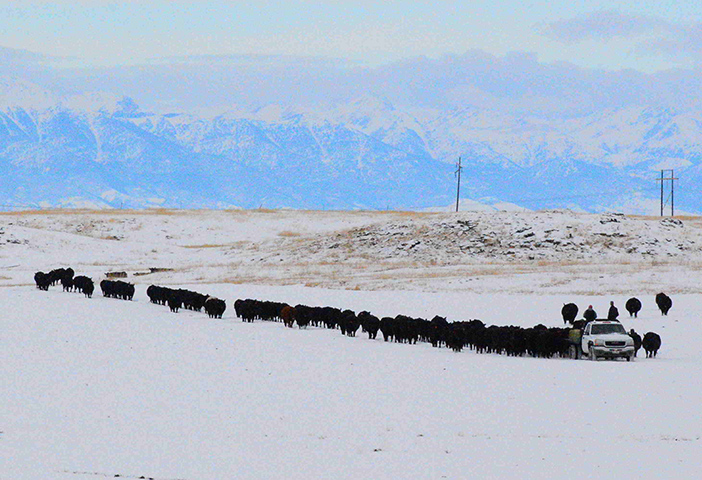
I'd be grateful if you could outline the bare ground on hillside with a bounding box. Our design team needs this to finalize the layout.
[1,209,701,295]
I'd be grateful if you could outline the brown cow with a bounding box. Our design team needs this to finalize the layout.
[281,305,296,328]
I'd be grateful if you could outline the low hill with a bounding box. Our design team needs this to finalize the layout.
[1,209,700,294]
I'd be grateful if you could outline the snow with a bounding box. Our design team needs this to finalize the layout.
[2,284,699,480]
[1,209,701,479]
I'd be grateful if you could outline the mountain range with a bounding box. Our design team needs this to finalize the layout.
[1,52,701,213]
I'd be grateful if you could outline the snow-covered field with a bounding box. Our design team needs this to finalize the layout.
[1,209,701,479]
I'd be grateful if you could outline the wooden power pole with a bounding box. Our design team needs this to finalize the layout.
[455,156,462,212]
[656,169,678,217]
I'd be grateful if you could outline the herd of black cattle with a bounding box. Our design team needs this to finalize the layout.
[146,285,227,319]
[33,268,227,319]
[234,298,661,358]
[34,267,664,360]
[34,267,95,297]
[235,298,580,357]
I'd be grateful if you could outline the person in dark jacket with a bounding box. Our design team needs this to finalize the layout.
[583,305,597,322]
[607,301,619,321]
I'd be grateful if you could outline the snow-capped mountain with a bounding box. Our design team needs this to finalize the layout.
[0,93,453,210]
[0,77,700,213]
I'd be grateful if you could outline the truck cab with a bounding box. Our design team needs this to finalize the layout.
[581,320,635,361]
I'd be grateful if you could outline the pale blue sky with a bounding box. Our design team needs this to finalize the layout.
[1,1,701,71]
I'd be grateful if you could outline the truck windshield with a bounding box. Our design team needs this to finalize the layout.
[591,324,626,335]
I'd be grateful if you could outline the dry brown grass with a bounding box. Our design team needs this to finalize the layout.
[251,208,279,213]
[221,277,260,285]
[630,214,702,221]
[182,244,228,249]
[390,211,433,218]
[277,230,302,237]
[535,259,585,267]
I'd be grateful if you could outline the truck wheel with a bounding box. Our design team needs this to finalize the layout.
[589,348,597,361]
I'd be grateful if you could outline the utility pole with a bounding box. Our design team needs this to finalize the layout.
[660,170,663,217]
[455,156,462,212]
[656,169,678,217]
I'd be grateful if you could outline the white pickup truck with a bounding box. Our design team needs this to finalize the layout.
[580,320,635,361]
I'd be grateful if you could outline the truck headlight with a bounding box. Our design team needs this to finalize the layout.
[594,339,606,346]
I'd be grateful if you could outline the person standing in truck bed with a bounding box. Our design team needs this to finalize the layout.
[583,305,597,322]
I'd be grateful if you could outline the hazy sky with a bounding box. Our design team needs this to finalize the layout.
[1,1,701,71]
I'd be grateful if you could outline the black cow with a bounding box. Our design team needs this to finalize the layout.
[359,311,380,340]
[73,276,94,298]
[47,268,66,286]
[629,329,642,357]
[294,304,312,328]
[625,297,642,318]
[655,293,672,316]
[561,303,578,325]
[48,267,74,287]
[379,317,395,342]
[393,315,420,344]
[340,310,360,336]
[446,323,466,352]
[167,292,182,313]
[34,272,51,291]
[100,280,135,300]
[147,285,160,304]
[429,315,449,347]
[100,280,110,297]
[205,297,226,319]
[235,298,258,322]
[83,281,94,298]
[642,332,662,358]
[179,290,207,311]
